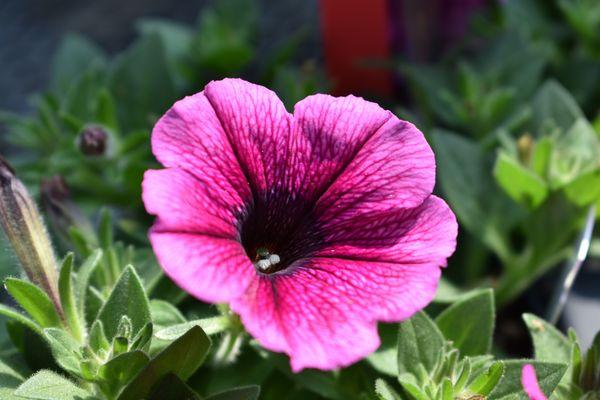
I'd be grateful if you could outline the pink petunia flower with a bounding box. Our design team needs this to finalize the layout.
[522,364,548,400]
[142,78,458,371]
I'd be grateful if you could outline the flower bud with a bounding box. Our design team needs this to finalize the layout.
[77,126,108,156]
[517,133,534,166]
[0,156,62,312]
[40,176,96,247]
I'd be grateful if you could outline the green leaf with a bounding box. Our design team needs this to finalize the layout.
[522,314,571,363]
[155,316,230,340]
[0,304,42,336]
[149,299,186,327]
[431,130,521,258]
[0,357,24,400]
[14,370,90,400]
[494,152,548,208]
[94,89,119,131]
[96,265,151,341]
[205,385,261,400]
[98,350,149,397]
[398,374,428,400]
[58,254,84,343]
[130,322,153,351]
[43,328,82,376]
[467,361,504,396]
[75,249,102,323]
[489,360,567,399]
[50,34,106,94]
[374,379,400,400]
[108,33,178,131]
[366,324,399,376]
[89,320,110,354]
[98,209,113,250]
[117,326,211,400]
[531,80,583,134]
[531,137,553,177]
[397,311,444,377]
[4,278,61,328]
[435,289,495,356]
[563,167,600,206]
[147,373,201,400]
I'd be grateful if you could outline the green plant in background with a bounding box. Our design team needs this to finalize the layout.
[432,80,599,304]
[0,0,326,228]
[400,0,600,305]
[372,290,573,400]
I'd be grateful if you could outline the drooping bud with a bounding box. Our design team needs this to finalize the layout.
[0,155,62,313]
[77,126,108,156]
[40,176,96,247]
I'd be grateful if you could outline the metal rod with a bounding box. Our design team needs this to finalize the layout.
[546,205,596,325]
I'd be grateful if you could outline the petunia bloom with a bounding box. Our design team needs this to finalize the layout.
[142,78,457,371]
[521,364,548,400]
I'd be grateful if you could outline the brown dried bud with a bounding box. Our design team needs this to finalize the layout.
[0,155,62,312]
[77,126,108,156]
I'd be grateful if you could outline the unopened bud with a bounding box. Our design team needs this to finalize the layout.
[0,156,62,313]
[517,133,534,165]
[77,126,107,156]
[40,176,95,246]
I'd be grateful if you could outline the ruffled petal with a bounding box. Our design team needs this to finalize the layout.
[203,78,292,198]
[142,168,245,239]
[151,91,252,205]
[288,94,393,203]
[315,117,435,221]
[231,257,441,371]
[315,196,457,266]
[149,232,253,303]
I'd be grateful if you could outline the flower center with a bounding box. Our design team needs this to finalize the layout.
[253,247,282,273]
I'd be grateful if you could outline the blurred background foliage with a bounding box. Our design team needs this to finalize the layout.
[0,0,599,398]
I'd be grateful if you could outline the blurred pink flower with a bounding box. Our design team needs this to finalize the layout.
[142,78,457,371]
[522,364,548,400]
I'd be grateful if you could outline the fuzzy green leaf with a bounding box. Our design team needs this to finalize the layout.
[75,249,102,323]
[494,152,548,208]
[117,326,210,400]
[374,379,401,400]
[14,370,90,400]
[489,360,567,399]
[436,289,495,356]
[58,254,84,343]
[149,299,186,327]
[98,350,149,397]
[397,311,444,377]
[96,265,151,341]
[155,316,230,340]
[467,361,504,396]
[523,314,571,363]
[0,304,42,336]
[204,385,261,400]
[4,278,61,328]
[43,328,82,376]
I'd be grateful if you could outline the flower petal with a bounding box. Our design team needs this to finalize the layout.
[521,364,548,400]
[149,232,253,303]
[143,168,245,239]
[151,91,252,205]
[288,94,393,202]
[315,196,457,266]
[231,258,441,371]
[315,117,435,221]
[203,78,292,198]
